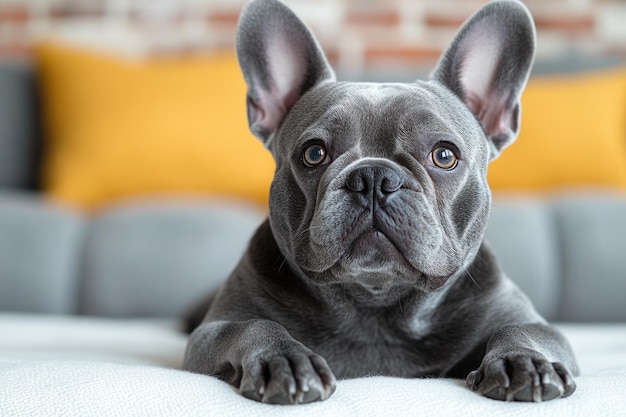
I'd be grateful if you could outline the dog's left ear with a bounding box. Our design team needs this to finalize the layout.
[431,0,535,160]
[236,0,335,148]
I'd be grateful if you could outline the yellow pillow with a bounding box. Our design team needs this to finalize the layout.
[488,68,626,192]
[36,43,275,210]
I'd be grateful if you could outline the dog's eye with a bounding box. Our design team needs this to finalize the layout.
[432,146,458,170]
[303,144,328,167]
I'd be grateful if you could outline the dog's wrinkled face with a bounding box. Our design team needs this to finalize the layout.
[236,0,535,292]
[269,82,490,290]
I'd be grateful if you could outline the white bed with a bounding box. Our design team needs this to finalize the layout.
[1,314,625,417]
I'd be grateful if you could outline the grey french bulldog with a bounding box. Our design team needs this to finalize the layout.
[184,0,579,405]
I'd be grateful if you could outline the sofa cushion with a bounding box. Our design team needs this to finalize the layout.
[555,195,626,322]
[79,199,264,317]
[485,198,561,320]
[36,42,275,211]
[0,192,84,314]
[487,68,626,193]
[0,63,40,189]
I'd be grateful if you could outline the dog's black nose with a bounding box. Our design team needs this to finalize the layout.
[346,164,403,196]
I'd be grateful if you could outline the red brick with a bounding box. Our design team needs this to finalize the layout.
[0,42,31,59]
[207,12,240,26]
[426,8,594,34]
[424,14,469,28]
[423,1,489,28]
[0,6,29,24]
[364,46,442,64]
[346,11,401,27]
[533,15,595,32]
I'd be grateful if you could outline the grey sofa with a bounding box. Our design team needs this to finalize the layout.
[1,60,626,322]
[2,59,626,417]
[0,61,264,319]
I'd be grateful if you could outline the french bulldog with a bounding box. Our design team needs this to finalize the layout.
[184,0,579,404]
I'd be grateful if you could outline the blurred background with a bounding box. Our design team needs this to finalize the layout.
[1,0,626,208]
[1,0,626,72]
[1,0,626,321]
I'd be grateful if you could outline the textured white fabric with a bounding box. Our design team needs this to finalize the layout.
[0,314,186,368]
[1,314,626,417]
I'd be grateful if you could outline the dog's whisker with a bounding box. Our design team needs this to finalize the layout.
[293,226,323,241]
[277,256,288,276]
[466,269,482,290]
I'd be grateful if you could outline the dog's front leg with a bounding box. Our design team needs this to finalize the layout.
[183,319,336,404]
[467,323,578,402]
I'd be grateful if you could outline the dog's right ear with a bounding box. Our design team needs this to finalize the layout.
[431,0,535,160]
[236,0,335,148]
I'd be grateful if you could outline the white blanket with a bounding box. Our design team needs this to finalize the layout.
[1,314,625,417]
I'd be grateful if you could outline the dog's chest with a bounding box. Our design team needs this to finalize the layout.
[292,308,466,379]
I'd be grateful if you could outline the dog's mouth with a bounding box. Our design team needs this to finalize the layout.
[331,227,419,282]
[343,228,405,271]
[321,223,457,291]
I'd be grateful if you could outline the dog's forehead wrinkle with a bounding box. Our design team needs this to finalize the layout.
[292,81,470,152]
[320,102,356,126]
[349,84,473,151]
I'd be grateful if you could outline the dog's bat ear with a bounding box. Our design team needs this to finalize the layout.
[431,0,535,160]
[236,0,335,148]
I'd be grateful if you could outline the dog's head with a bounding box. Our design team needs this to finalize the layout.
[236,0,535,291]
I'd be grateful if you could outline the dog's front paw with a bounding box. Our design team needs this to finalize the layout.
[466,350,576,402]
[239,343,336,405]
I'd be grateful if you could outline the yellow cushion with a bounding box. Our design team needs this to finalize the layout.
[36,42,274,210]
[36,42,626,208]
[488,68,626,192]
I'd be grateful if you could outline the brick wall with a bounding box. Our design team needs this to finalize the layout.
[1,0,626,74]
